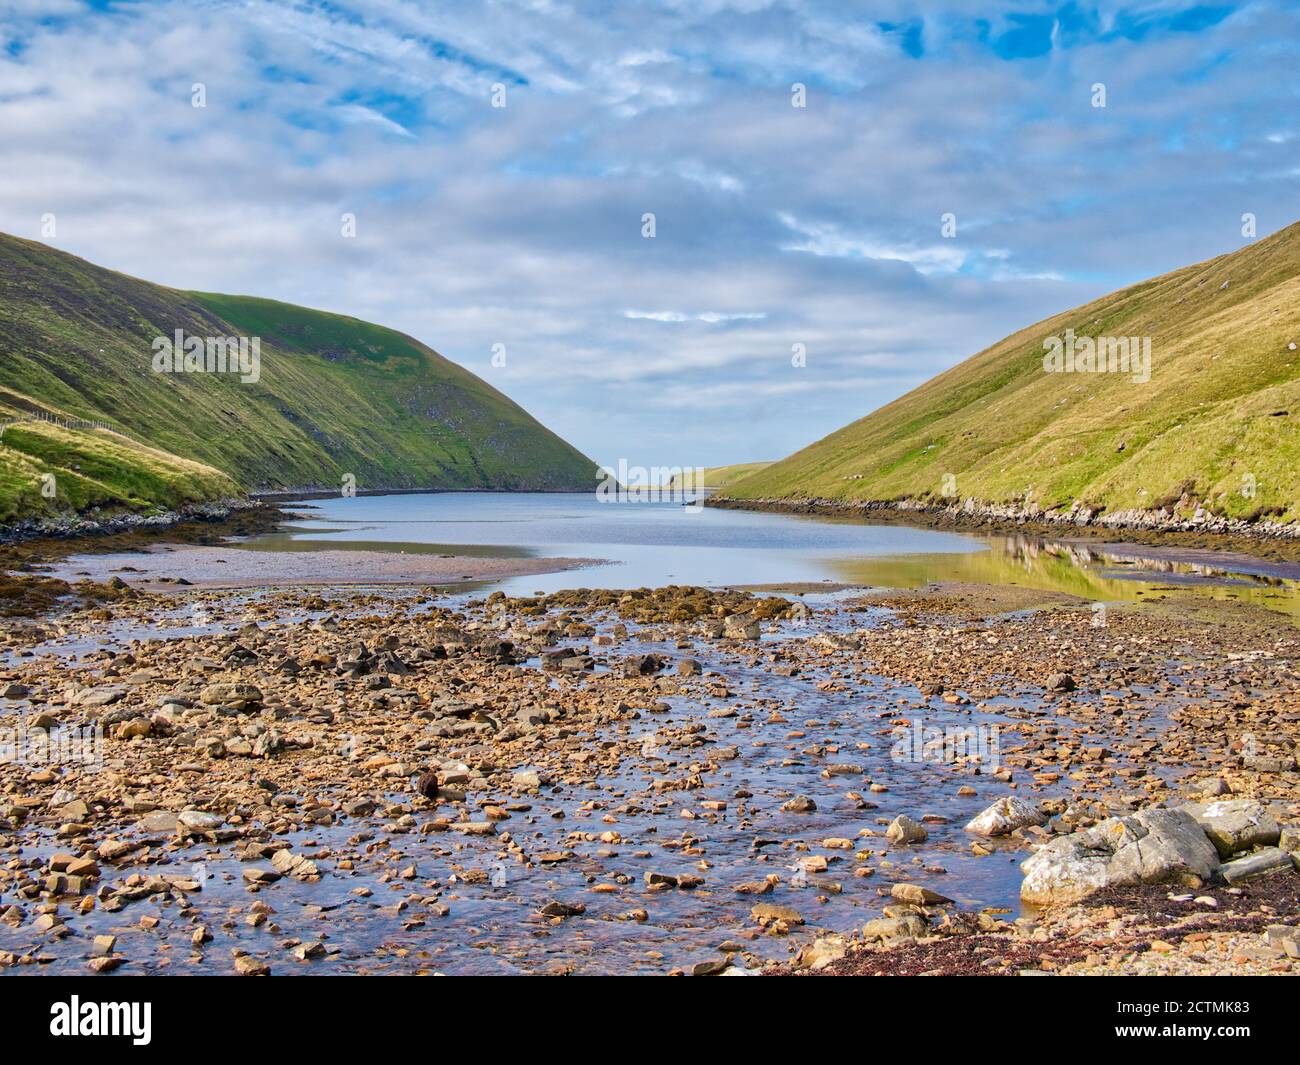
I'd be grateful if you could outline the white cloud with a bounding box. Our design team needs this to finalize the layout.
[0,0,1293,469]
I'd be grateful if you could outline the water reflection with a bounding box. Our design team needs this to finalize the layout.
[830,534,1300,619]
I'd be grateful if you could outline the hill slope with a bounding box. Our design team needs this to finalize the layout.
[0,416,237,524]
[666,461,772,490]
[721,222,1300,525]
[0,233,594,522]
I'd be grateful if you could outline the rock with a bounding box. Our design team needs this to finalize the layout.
[677,658,702,676]
[89,956,123,973]
[65,857,99,878]
[414,770,439,799]
[116,718,152,740]
[77,685,127,708]
[538,900,585,918]
[243,868,281,885]
[92,934,117,956]
[1043,672,1075,692]
[139,811,179,833]
[723,615,761,640]
[890,883,953,906]
[691,958,730,976]
[1184,799,1281,859]
[886,815,928,844]
[1,683,30,699]
[270,850,320,881]
[199,683,263,711]
[781,796,816,813]
[176,809,224,835]
[233,954,269,976]
[751,903,803,927]
[1242,753,1296,773]
[1264,926,1300,958]
[512,769,545,790]
[1219,847,1295,884]
[795,934,849,970]
[1020,807,1219,905]
[628,654,664,675]
[862,914,929,943]
[965,796,1047,837]
[1280,824,1300,857]
[252,730,284,757]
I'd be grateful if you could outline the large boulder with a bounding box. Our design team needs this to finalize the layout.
[965,796,1047,837]
[1183,799,1281,859]
[1021,808,1219,906]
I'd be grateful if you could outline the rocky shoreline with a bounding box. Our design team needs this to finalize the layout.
[0,499,262,548]
[709,495,1300,560]
[776,871,1300,976]
[1,565,1296,975]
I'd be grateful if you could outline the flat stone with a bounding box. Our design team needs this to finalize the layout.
[890,882,953,906]
[1219,848,1295,884]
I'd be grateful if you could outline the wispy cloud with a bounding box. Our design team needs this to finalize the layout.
[0,0,1292,468]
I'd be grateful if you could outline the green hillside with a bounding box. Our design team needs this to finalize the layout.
[0,233,594,523]
[667,461,772,490]
[721,221,1300,525]
[0,416,237,524]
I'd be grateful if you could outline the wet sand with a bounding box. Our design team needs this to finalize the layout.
[48,544,604,590]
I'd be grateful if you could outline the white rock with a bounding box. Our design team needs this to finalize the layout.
[965,796,1047,837]
[1021,808,1218,905]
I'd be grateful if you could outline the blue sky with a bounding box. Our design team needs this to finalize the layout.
[0,0,1296,470]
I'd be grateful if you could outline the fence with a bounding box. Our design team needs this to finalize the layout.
[0,412,139,443]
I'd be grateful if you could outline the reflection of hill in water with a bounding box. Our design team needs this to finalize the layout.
[828,535,1300,619]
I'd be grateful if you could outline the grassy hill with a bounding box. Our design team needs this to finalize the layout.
[720,221,1300,525]
[0,233,594,523]
[667,461,772,490]
[0,416,237,524]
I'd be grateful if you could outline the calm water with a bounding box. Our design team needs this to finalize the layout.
[241,492,1300,614]
[245,491,981,593]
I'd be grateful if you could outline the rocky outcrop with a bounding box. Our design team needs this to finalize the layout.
[1022,801,1296,905]
[1020,808,1219,905]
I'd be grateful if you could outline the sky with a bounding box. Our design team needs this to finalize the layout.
[1,1,1297,471]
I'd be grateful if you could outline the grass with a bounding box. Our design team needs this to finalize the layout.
[721,220,1300,524]
[0,232,596,523]
[0,419,237,523]
[666,461,773,489]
